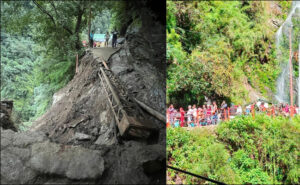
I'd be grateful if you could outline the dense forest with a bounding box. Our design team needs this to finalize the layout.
[1,1,146,130]
[167,1,295,106]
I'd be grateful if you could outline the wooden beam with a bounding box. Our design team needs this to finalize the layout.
[134,98,165,122]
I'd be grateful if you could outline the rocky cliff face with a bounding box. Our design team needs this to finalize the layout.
[0,101,17,132]
[1,5,165,184]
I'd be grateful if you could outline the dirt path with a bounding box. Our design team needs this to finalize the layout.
[91,47,120,61]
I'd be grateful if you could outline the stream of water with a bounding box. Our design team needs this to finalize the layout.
[298,43,300,107]
[275,1,300,105]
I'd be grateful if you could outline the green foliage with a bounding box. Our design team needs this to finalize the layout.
[110,1,143,35]
[292,11,300,79]
[217,114,300,184]
[0,30,75,127]
[1,31,36,123]
[167,128,240,184]
[167,1,289,106]
[1,1,146,130]
[167,115,300,184]
[278,1,292,20]
[91,9,111,33]
[0,1,112,129]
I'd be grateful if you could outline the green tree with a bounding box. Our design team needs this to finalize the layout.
[167,1,291,106]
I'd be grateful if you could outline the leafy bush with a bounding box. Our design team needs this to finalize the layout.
[167,128,241,184]
[167,115,300,184]
[217,114,300,184]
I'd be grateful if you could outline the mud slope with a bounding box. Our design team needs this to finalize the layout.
[1,4,165,184]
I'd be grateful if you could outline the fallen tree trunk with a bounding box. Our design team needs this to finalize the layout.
[134,98,165,122]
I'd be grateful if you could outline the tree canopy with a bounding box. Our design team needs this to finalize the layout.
[1,1,121,129]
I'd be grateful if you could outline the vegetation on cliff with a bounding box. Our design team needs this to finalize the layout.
[167,115,300,184]
[167,1,292,106]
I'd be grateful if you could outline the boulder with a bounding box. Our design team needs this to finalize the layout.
[29,141,105,180]
[1,129,105,184]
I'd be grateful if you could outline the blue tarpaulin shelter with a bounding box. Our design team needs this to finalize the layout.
[93,34,111,42]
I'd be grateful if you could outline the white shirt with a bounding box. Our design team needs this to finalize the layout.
[265,103,269,108]
[193,108,197,117]
[256,101,261,107]
[187,109,193,116]
[236,107,242,114]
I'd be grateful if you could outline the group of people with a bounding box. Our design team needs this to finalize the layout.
[167,101,227,127]
[167,100,299,128]
[89,30,118,48]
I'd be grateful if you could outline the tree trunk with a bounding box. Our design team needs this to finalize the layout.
[75,6,84,50]
[88,3,92,45]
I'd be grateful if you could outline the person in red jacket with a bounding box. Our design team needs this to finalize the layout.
[179,107,185,127]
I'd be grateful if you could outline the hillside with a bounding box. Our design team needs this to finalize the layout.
[167,115,300,184]
[167,1,293,106]
[1,1,166,184]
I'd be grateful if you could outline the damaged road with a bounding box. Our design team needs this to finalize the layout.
[1,5,166,183]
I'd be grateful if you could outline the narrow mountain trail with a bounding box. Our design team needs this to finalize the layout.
[91,47,120,61]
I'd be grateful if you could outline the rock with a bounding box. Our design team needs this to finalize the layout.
[94,131,115,146]
[105,142,165,184]
[0,102,17,132]
[5,147,31,161]
[99,124,109,135]
[91,127,99,136]
[117,37,125,44]
[138,144,165,175]
[13,131,47,147]
[52,92,66,105]
[1,150,37,184]
[73,132,92,141]
[99,111,108,124]
[29,141,105,180]
[1,126,107,184]
[1,129,16,149]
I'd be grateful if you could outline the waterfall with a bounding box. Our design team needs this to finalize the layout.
[275,1,300,104]
[298,44,300,107]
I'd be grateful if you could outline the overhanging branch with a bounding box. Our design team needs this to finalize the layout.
[32,0,73,35]
[32,0,56,26]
